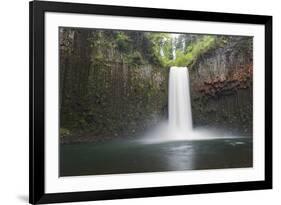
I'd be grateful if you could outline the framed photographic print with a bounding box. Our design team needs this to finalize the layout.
[29,0,272,204]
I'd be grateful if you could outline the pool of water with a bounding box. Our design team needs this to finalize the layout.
[60,137,252,176]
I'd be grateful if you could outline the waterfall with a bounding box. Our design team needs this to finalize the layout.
[169,67,193,138]
[141,66,226,144]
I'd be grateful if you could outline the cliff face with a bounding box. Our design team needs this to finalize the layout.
[84,61,168,139]
[189,36,253,136]
[59,28,168,141]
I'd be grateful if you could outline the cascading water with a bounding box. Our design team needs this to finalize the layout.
[168,67,193,138]
[141,66,228,143]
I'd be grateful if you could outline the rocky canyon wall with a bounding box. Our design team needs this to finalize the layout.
[189,36,253,136]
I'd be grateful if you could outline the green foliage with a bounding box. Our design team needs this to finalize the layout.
[172,35,224,67]
[60,128,71,138]
[126,51,145,65]
[174,50,192,66]
[115,32,131,53]
[87,31,228,69]
[141,34,228,68]
[147,33,174,67]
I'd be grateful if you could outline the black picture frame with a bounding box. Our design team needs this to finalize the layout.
[29,0,272,204]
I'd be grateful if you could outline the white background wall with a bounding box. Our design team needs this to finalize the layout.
[0,0,279,204]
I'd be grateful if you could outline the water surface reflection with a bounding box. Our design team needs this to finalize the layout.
[60,138,252,176]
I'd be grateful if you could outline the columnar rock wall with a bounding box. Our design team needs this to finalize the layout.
[189,36,253,136]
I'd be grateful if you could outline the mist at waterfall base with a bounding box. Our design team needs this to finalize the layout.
[140,66,244,144]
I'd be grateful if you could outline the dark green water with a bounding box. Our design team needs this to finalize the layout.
[60,138,252,176]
